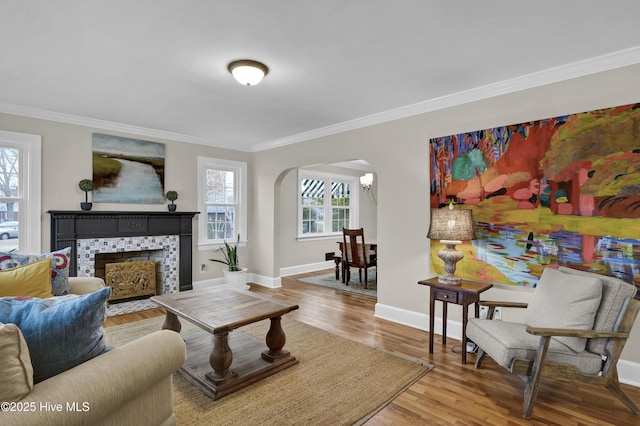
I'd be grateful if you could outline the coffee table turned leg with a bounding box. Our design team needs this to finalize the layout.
[162,311,182,333]
[206,331,238,384]
[261,316,291,362]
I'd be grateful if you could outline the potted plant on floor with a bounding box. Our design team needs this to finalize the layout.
[78,179,93,211]
[209,234,248,290]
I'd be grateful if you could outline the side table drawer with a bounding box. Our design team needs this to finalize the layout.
[434,289,458,303]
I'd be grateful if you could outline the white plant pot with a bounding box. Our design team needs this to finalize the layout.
[223,267,249,291]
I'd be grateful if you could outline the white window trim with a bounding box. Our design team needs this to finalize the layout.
[196,156,247,251]
[297,170,359,240]
[0,130,41,253]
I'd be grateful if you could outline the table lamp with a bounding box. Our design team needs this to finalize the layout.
[427,202,476,285]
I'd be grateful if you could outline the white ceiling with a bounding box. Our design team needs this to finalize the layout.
[1,1,639,152]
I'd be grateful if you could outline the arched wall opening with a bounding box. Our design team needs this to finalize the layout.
[272,160,378,285]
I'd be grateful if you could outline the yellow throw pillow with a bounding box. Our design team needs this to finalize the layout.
[0,322,34,401]
[0,257,53,298]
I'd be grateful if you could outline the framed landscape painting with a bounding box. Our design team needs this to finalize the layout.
[92,133,165,204]
[429,102,640,288]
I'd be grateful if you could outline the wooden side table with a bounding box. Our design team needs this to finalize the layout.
[418,277,493,364]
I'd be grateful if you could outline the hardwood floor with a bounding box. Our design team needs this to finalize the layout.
[105,270,640,425]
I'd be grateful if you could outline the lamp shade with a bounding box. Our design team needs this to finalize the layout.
[427,207,476,242]
[360,173,373,188]
[228,60,269,86]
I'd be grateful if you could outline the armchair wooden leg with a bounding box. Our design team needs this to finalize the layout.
[523,335,551,419]
[474,349,486,368]
[605,366,640,414]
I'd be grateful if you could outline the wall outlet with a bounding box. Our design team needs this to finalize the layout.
[200,263,206,273]
[479,306,501,320]
[479,306,489,319]
[494,307,502,320]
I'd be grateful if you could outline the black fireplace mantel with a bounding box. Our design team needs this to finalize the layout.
[48,210,199,291]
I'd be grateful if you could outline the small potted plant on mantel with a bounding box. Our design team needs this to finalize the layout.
[209,234,248,290]
[78,179,93,211]
[165,190,178,212]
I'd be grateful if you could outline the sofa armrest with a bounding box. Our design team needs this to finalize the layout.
[68,277,106,295]
[0,330,186,426]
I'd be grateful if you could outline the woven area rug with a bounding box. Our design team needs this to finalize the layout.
[297,271,377,297]
[104,316,431,426]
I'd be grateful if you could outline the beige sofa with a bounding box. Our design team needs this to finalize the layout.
[1,277,186,426]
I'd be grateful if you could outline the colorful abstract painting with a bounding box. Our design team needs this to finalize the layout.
[429,102,640,287]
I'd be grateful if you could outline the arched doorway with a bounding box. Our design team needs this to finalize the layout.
[273,160,378,296]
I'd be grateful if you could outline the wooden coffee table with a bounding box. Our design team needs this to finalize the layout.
[151,285,299,400]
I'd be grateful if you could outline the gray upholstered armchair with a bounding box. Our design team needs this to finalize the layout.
[466,266,639,419]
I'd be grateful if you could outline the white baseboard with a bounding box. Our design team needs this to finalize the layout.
[192,273,281,289]
[618,360,640,387]
[374,302,430,332]
[191,278,222,289]
[249,273,282,288]
[279,260,334,277]
[374,302,640,387]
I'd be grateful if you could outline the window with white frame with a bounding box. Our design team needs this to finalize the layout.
[298,171,358,238]
[0,130,41,253]
[197,157,247,249]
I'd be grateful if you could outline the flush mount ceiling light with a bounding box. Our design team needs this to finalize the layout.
[228,60,269,86]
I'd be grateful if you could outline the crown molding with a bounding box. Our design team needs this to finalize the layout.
[251,45,640,152]
[0,102,245,152]
[1,46,639,154]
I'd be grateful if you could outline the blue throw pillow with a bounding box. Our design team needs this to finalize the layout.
[0,286,111,383]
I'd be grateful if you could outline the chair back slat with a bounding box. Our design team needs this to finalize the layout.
[343,228,367,268]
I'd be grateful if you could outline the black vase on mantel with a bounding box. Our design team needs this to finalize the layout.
[80,202,93,211]
[168,204,177,212]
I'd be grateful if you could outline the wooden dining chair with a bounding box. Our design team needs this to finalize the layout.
[342,228,376,288]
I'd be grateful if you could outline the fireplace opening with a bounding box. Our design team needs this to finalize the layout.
[95,250,164,303]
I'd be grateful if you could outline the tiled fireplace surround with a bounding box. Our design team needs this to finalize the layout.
[48,211,199,293]
[77,235,180,294]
